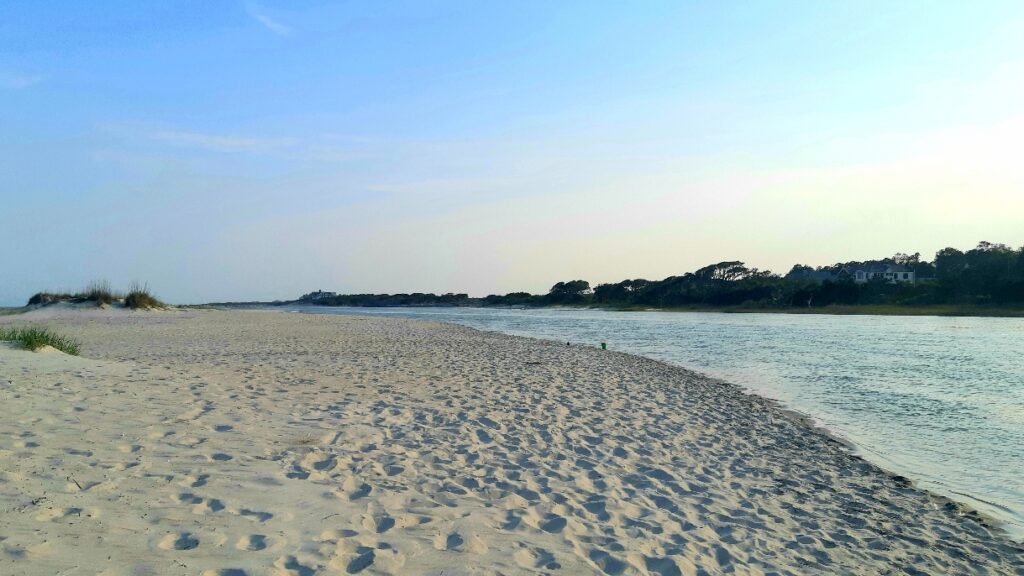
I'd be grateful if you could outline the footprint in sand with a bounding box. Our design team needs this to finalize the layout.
[274,555,315,576]
[433,532,464,551]
[195,498,226,514]
[540,513,568,534]
[285,465,310,480]
[181,473,210,488]
[158,532,200,551]
[309,453,336,472]
[176,492,203,504]
[644,556,684,576]
[236,508,273,522]
[346,547,375,574]
[236,534,267,551]
[588,549,627,575]
[514,546,560,570]
[34,507,85,522]
[176,492,226,514]
[339,477,372,500]
[360,513,395,534]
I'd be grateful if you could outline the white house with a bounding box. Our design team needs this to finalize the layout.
[303,290,338,301]
[843,263,915,284]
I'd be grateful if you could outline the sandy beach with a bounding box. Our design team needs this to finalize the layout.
[1,308,1021,575]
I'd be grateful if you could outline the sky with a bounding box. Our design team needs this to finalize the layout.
[2,1,1024,305]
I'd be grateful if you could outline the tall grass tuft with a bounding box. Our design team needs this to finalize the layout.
[0,326,81,356]
[80,280,119,306]
[124,282,165,309]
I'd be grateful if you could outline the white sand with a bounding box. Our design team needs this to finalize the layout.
[1,308,1021,575]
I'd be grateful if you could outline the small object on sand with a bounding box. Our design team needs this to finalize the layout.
[566,342,570,346]
[601,342,607,350]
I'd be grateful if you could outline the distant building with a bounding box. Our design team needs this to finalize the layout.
[787,262,916,284]
[302,290,337,301]
[841,263,915,284]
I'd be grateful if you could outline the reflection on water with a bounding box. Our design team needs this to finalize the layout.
[289,305,1024,537]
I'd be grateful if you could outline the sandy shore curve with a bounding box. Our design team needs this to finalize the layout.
[1,308,1021,575]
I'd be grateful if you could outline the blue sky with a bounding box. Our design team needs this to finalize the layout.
[3,1,1024,304]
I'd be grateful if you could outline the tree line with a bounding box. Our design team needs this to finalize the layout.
[481,241,1024,309]
[294,241,1024,310]
[296,292,471,307]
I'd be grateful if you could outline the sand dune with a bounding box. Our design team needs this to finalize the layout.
[1,309,1021,575]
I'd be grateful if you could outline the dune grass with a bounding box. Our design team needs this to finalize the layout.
[80,280,119,306]
[0,326,81,355]
[28,280,166,309]
[124,282,165,309]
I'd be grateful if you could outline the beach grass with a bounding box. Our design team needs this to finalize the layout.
[80,280,119,306]
[0,326,81,355]
[27,280,166,309]
[124,282,165,309]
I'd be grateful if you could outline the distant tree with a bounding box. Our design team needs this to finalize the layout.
[547,280,592,303]
[693,261,751,282]
[974,241,1010,253]
[890,252,920,266]
[786,264,814,279]
[623,279,650,292]
[934,248,967,280]
[549,280,590,295]
[483,292,537,306]
[593,283,627,303]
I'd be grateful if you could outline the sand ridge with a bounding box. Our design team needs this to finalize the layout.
[1,309,1022,575]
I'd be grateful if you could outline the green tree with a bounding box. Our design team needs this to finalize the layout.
[547,280,592,303]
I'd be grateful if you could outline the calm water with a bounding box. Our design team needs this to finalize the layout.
[288,305,1024,538]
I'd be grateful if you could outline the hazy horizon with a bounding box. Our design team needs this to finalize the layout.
[3,1,1024,306]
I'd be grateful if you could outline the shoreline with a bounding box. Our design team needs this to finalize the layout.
[302,305,1024,538]
[2,308,1022,574]
[403,314,1020,539]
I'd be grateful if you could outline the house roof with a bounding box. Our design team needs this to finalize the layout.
[843,262,912,274]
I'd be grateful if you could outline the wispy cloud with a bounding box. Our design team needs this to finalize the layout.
[0,73,44,89]
[245,3,291,36]
[152,130,298,153]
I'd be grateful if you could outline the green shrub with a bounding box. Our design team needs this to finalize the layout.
[28,292,74,305]
[0,326,81,355]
